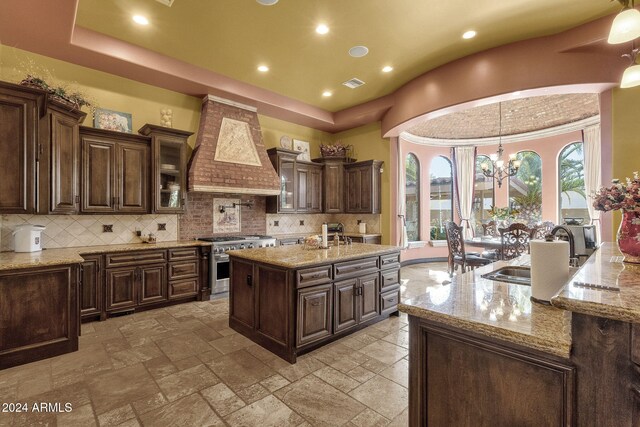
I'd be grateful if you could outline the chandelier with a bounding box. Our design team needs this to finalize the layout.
[480,103,521,188]
[608,0,640,88]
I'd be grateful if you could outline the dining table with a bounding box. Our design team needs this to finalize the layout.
[465,236,503,250]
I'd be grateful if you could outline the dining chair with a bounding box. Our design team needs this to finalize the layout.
[445,221,493,276]
[530,221,555,240]
[481,220,498,237]
[499,223,532,260]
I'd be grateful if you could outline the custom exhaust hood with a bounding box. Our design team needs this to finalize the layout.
[188,95,280,195]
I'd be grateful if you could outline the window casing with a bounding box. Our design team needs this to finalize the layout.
[558,142,590,223]
[430,156,453,240]
[472,155,495,234]
[508,151,542,223]
[405,153,420,241]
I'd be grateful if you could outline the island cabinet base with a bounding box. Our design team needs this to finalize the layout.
[408,316,575,427]
[229,249,401,363]
[0,265,79,370]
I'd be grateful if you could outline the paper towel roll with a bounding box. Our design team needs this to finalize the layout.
[321,223,328,248]
[530,240,570,303]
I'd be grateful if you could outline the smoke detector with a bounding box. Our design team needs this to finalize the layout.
[342,78,365,89]
[155,0,175,6]
[349,46,369,58]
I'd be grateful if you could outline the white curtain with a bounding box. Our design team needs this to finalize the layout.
[583,124,602,243]
[397,140,409,249]
[453,146,477,239]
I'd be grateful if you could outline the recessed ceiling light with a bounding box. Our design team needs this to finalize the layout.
[316,24,329,35]
[382,66,393,73]
[349,46,369,58]
[322,91,332,97]
[256,0,279,5]
[462,30,477,39]
[132,15,149,25]
[257,65,269,72]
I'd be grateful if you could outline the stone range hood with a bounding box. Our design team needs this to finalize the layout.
[188,95,280,195]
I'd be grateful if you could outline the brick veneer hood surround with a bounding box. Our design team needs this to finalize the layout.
[188,96,281,195]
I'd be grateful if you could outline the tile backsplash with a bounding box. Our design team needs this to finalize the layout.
[266,213,380,235]
[0,214,178,252]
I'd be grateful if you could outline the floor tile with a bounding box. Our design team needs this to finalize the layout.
[224,395,304,427]
[132,392,168,415]
[359,340,408,365]
[349,376,408,420]
[209,333,255,354]
[276,375,366,426]
[86,364,160,414]
[201,383,246,417]
[350,408,390,427]
[207,349,275,391]
[55,403,97,427]
[156,364,220,401]
[139,393,224,426]
[313,366,361,393]
[380,358,409,388]
[143,355,177,380]
[97,404,136,427]
[237,383,270,404]
[260,374,290,392]
[346,366,376,383]
[154,332,213,362]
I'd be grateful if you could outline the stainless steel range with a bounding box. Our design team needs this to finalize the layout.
[196,235,277,296]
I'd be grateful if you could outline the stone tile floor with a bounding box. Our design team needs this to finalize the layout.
[0,262,448,427]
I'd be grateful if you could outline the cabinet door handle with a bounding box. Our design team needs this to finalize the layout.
[75,195,80,204]
[247,274,253,287]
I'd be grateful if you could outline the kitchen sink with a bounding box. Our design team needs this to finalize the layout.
[481,266,531,286]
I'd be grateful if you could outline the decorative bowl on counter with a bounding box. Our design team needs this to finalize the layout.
[303,235,322,250]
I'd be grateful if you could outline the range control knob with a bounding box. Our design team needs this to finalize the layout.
[248,243,254,249]
[213,247,219,254]
[239,244,245,249]
[230,246,236,250]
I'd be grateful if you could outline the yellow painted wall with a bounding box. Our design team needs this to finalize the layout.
[332,123,392,244]
[0,45,202,148]
[258,115,331,155]
[611,86,640,234]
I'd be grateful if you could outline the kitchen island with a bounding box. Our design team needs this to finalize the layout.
[227,243,401,363]
[400,243,640,426]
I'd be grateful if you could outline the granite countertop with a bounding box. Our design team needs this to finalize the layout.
[551,243,640,323]
[0,240,211,271]
[399,256,572,358]
[272,232,382,239]
[227,242,399,268]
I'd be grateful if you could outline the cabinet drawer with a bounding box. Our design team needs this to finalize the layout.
[380,252,400,270]
[333,257,378,280]
[381,289,400,314]
[381,269,400,289]
[169,260,199,280]
[297,265,332,288]
[105,250,166,267]
[169,279,199,299]
[168,247,199,260]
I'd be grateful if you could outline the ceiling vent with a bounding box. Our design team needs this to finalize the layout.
[342,78,365,89]
[155,0,175,6]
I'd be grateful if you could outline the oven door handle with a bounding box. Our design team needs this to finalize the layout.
[215,254,230,262]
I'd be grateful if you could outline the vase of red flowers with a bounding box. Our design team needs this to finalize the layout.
[593,172,640,263]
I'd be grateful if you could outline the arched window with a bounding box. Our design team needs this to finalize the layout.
[405,153,420,241]
[509,151,542,223]
[430,156,453,240]
[558,142,590,223]
[472,155,495,234]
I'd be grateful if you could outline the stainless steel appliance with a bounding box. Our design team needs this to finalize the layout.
[565,224,598,257]
[195,235,277,296]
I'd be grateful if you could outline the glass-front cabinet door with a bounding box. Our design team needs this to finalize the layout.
[279,158,296,212]
[139,124,193,214]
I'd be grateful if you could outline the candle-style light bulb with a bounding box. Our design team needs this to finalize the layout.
[489,154,498,162]
[496,160,504,168]
[509,153,517,160]
[481,162,489,171]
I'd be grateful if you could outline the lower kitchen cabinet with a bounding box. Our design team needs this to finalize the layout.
[106,267,138,311]
[139,264,168,305]
[80,255,103,320]
[0,264,79,369]
[228,249,401,363]
[297,284,333,346]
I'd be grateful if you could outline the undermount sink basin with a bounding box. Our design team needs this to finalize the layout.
[481,266,531,286]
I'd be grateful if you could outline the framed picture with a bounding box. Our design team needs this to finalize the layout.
[94,108,133,133]
[213,198,241,233]
[293,139,310,161]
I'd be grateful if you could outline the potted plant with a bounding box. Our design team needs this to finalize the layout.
[593,172,640,263]
[487,206,520,229]
[20,74,94,112]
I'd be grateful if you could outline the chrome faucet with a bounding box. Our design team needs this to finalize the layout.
[549,226,578,267]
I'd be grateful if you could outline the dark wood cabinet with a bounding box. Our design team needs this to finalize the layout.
[0,82,44,214]
[344,160,383,214]
[319,158,344,213]
[350,235,382,244]
[297,283,333,346]
[229,249,400,363]
[80,127,150,214]
[267,148,323,213]
[139,124,193,214]
[138,264,167,305]
[334,278,358,333]
[80,255,103,320]
[106,267,137,311]
[0,264,79,369]
[408,317,575,426]
[42,102,87,214]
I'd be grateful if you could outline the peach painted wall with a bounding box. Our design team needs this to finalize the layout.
[394,129,607,262]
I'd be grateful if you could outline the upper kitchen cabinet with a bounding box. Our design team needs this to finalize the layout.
[80,127,150,214]
[312,157,346,213]
[138,124,193,214]
[344,160,384,214]
[39,100,87,214]
[0,81,46,214]
[267,148,322,214]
